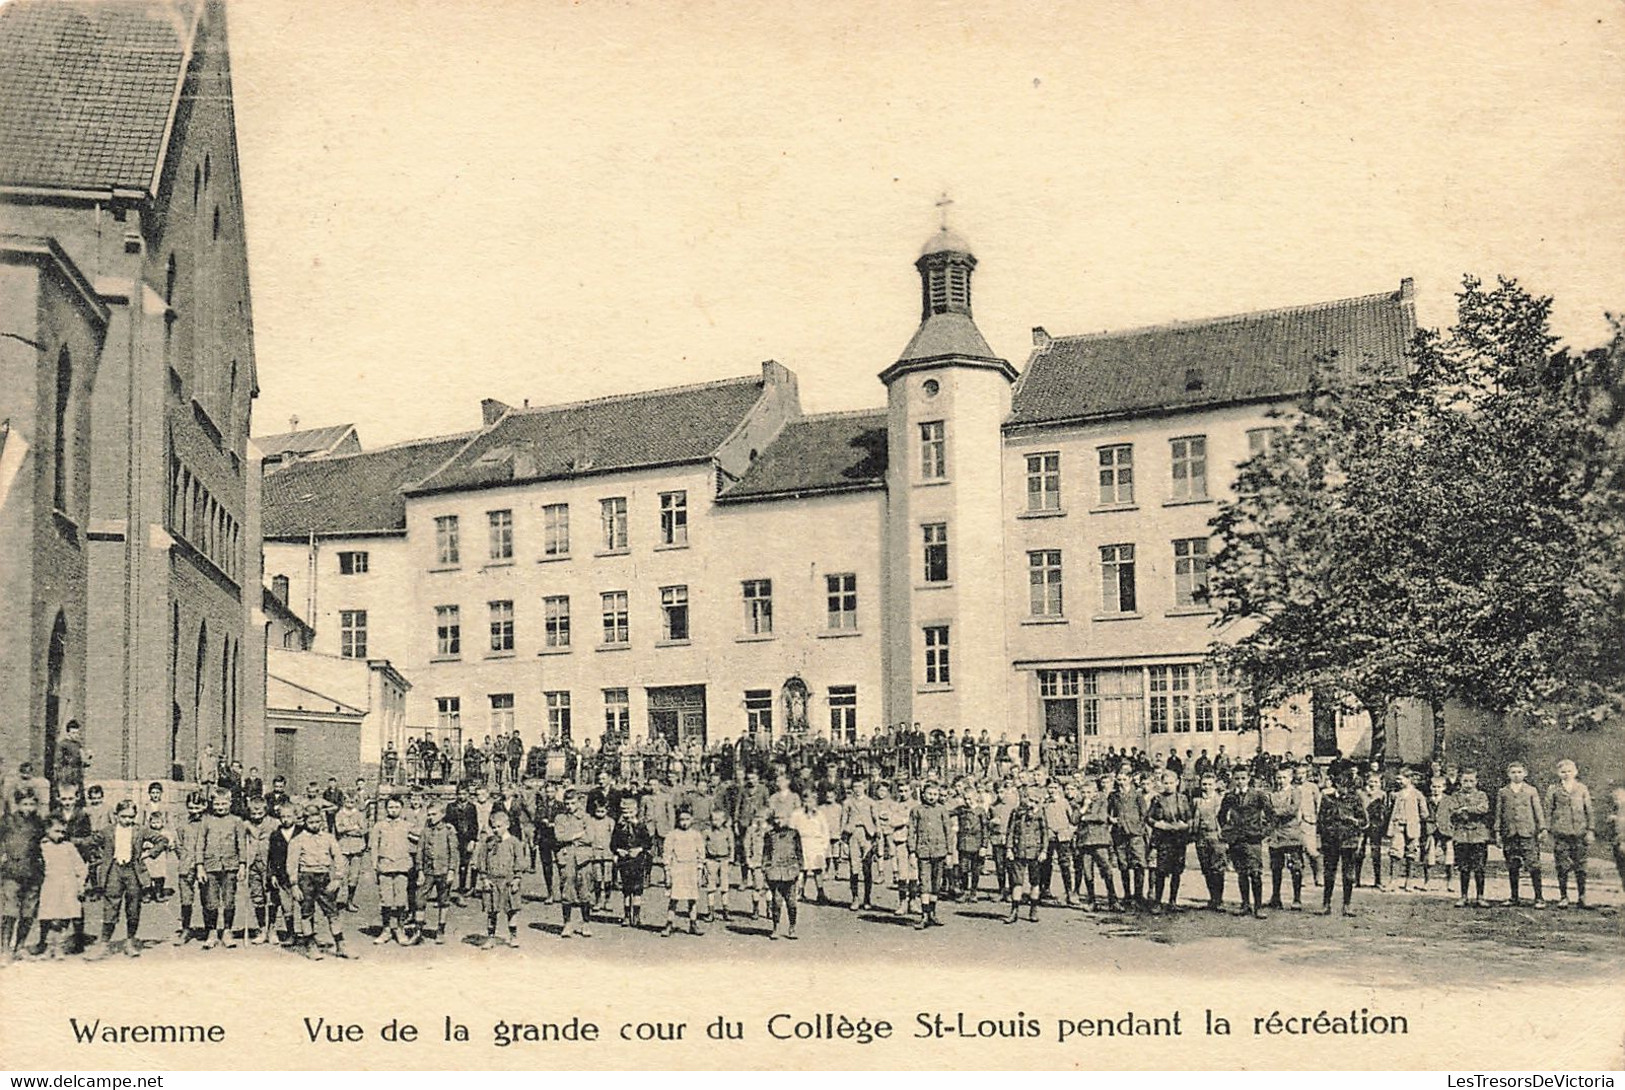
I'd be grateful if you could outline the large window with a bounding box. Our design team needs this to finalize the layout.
[745,689,774,737]
[339,610,367,659]
[659,491,688,547]
[660,585,690,642]
[1025,452,1061,512]
[1080,668,1144,737]
[1196,666,1241,732]
[1170,436,1208,501]
[1097,444,1134,505]
[603,688,630,743]
[1100,543,1137,614]
[826,573,858,630]
[828,685,858,743]
[919,421,947,480]
[489,600,515,653]
[434,605,461,657]
[1173,537,1210,608]
[923,625,951,686]
[436,696,461,732]
[543,595,571,648]
[1028,550,1064,617]
[338,550,369,575]
[489,693,514,735]
[545,691,572,742]
[543,503,570,556]
[1149,664,1195,734]
[922,523,949,583]
[600,497,628,552]
[601,591,629,645]
[434,515,460,566]
[488,509,514,560]
[743,579,773,635]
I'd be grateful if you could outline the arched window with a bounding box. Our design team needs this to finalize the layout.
[192,165,200,207]
[165,254,177,305]
[220,639,230,755]
[52,346,71,510]
[194,621,208,767]
[44,613,67,782]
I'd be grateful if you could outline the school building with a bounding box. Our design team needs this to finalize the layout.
[262,219,1433,766]
[0,0,266,787]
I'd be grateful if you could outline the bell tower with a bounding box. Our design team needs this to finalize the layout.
[879,204,1015,740]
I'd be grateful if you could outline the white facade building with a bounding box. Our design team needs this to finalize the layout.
[263,229,1423,764]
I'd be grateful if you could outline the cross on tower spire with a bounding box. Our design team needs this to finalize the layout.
[935,191,954,230]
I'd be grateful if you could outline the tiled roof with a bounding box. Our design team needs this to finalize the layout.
[257,423,358,462]
[262,433,475,540]
[1009,282,1416,428]
[408,376,767,495]
[0,0,195,193]
[261,586,312,636]
[895,312,1000,364]
[719,411,888,503]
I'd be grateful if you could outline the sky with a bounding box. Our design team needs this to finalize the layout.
[228,0,1625,447]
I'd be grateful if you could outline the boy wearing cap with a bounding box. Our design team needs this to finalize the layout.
[1546,760,1594,908]
[289,804,349,959]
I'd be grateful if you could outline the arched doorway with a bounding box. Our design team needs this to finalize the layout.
[43,613,66,782]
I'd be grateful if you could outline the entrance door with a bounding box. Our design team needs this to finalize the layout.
[273,728,296,780]
[650,710,679,748]
[647,685,706,748]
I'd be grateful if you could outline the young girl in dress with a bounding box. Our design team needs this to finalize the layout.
[38,815,88,959]
[662,808,705,936]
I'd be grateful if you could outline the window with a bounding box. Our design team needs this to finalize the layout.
[745,689,774,737]
[489,693,514,735]
[338,550,369,575]
[436,696,461,733]
[1097,444,1134,505]
[489,600,515,653]
[659,491,688,547]
[660,585,690,641]
[544,595,571,648]
[1081,668,1145,736]
[434,605,461,657]
[1149,665,1195,734]
[923,626,951,686]
[52,347,71,510]
[600,497,628,551]
[434,515,460,566]
[1025,452,1061,512]
[1100,543,1137,614]
[826,573,858,630]
[1193,666,1241,732]
[743,579,773,635]
[1027,550,1064,616]
[601,591,629,644]
[488,509,514,560]
[542,503,570,556]
[1040,669,1082,735]
[603,689,630,743]
[545,691,572,742]
[922,523,949,583]
[1173,538,1210,608]
[829,685,858,743]
[1170,436,1208,501]
[339,610,367,659]
[919,421,946,480]
[1247,426,1284,459]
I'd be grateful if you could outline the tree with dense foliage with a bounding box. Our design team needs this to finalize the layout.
[1208,277,1624,756]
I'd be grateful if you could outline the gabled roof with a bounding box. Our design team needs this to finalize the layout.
[0,0,197,194]
[266,674,365,718]
[1009,281,1416,428]
[407,376,768,496]
[261,586,313,639]
[262,432,476,540]
[257,422,359,464]
[719,411,888,504]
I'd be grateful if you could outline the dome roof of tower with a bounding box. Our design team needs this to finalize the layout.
[919,227,972,256]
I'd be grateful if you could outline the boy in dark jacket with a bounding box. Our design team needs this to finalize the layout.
[0,790,44,960]
[1218,768,1271,918]
[1107,769,1149,908]
[763,810,804,940]
[1449,769,1493,907]
[1147,771,1193,913]
[1317,764,1367,916]
[1004,786,1049,924]
[907,782,952,929]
